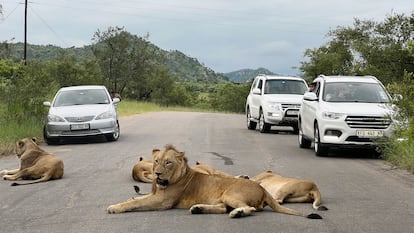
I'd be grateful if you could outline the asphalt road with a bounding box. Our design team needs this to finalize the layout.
[1,112,413,233]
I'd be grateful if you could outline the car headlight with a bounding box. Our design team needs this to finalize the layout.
[96,111,114,120]
[47,114,65,122]
[267,102,282,111]
[322,112,344,120]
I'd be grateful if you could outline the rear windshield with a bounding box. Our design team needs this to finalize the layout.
[264,80,308,94]
[323,82,390,103]
[54,89,110,107]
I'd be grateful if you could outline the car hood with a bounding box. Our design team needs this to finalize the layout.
[322,102,394,115]
[49,104,113,117]
[263,94,304,104]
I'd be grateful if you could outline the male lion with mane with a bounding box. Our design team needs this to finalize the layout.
[251,171,328,211]
[0,137,64,186]
[108,144,321,219]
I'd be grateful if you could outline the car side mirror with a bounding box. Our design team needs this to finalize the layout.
[392,94,403,102]
[112,98,121,104]
[252,88,262,95]
[43,101,51,107]
[303,92,318,101]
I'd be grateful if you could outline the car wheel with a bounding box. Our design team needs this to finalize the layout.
[292,124,299,134]
[105,121,120,142]
[298,121,311,148]
[314,123,328,156]
[246,107,257,130]
[259,109,270,133]
[43,126,59,145]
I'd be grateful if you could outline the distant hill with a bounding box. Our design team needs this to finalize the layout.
[3,43,279,84]
[223,68,275,83]
[3,42,228,83]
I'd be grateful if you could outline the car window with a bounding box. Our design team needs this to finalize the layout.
[54,89,110,107]
[264,80,307,94]
[323,82,390,103]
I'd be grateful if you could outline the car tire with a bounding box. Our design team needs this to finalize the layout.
[246,107,257,130]
[105,121,120,142]
[298,121,311,148]
[259,109,271,133]
[43,126,59,145]
[314,123,328,156]
[292,124,299,134]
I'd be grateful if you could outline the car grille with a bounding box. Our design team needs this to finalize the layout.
[61,129,100,135]
[65,116,95,122]
[281,103,301,110]
[345,136,374,142]
[345,115,391,129]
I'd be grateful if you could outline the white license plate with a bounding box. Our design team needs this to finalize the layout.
[286,110,299,115]
[70,123,90,131]
[356,130,384,138]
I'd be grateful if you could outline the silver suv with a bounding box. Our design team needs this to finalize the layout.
[246,75,308,133]
[298,75,397,156]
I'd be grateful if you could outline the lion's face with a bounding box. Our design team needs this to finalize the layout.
[152,144,188,189]
[15,137,38,158]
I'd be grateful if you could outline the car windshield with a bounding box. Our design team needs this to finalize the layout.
[53,89,110,107]
[323,82,391,103]
[264,80,308,94]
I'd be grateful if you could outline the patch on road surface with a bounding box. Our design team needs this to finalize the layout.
[207,152,233,165]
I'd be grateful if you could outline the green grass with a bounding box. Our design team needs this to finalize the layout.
[116,100,212,116]
[0,118,44,155]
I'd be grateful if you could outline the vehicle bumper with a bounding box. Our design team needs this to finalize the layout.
[318,120,394,147]
[45,119,118,138]
[265,109,299,126]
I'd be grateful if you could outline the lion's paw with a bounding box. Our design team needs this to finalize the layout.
[229,208,244,218]
[189,206,204,214]
[107,205,121,214]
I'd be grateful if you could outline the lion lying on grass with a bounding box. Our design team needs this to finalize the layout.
[109,144,321,219]
[0,137,64,186]
[251,171,328,211]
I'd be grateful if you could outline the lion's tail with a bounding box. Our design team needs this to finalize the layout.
[11,174,54,186]
[265,191,322,219]
[310,189,328,211]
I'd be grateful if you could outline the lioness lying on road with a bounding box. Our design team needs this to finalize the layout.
[0,137,64,186]
[109,144,321,219]
[251,171,328,211]
[132,156,154,183]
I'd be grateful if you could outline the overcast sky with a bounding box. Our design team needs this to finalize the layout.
[0,0,413,75]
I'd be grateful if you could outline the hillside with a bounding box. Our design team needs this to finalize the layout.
[223,68,275,83]
[2,42,280,84]
[2,42,229,83]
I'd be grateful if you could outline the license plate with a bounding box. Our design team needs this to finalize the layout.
[286,109,299,116]
[70,123,90,131]
[356,130,384,138]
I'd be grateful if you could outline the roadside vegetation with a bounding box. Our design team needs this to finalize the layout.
[1,12,413,171]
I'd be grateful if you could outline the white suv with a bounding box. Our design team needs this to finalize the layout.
[246,75,308,133]
[298,75,397,156]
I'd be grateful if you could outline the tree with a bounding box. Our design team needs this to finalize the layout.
[300,12,414,84]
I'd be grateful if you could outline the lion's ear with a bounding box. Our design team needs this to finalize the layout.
[17,140,25,148]
[139,156,144,161]
[177,152,188,163]
[152,149,160,157]
[31,137,37,144]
